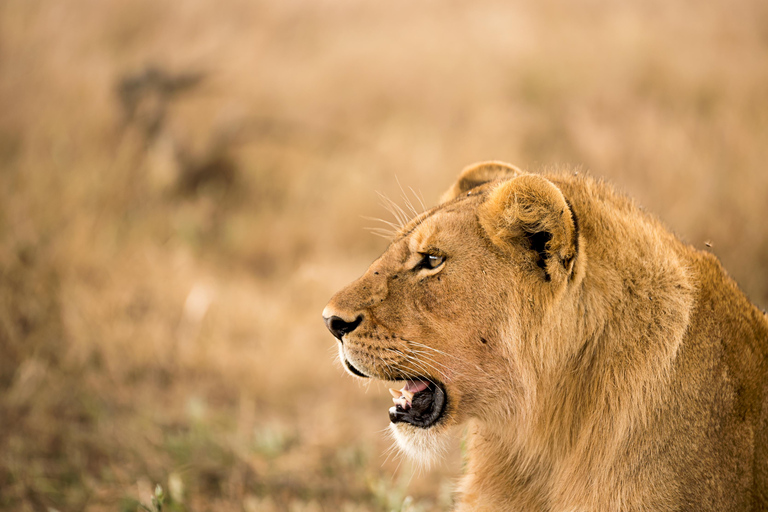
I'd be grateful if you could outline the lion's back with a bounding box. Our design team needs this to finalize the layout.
[666,249,768,509]
[554,171,768,509]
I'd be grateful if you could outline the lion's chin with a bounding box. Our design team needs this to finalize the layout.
[389,421,450,468]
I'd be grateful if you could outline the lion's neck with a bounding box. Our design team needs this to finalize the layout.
[461,220,697,509]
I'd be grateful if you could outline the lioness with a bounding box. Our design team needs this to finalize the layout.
[323,162,768,511]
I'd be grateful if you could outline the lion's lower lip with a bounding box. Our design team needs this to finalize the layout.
[344,358,369,378]
[389,382,446,428]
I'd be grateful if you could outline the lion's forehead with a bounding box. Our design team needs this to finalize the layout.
[407,209,470,250]
[374,207,480,276]
[406,219,436,254]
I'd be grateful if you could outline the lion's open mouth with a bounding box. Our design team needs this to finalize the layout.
[341,356,447,428]
[388,379,446,428]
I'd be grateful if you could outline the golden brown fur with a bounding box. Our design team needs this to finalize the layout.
[323,162,768,511]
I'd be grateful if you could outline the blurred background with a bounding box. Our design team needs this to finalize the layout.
[1,0,767,510]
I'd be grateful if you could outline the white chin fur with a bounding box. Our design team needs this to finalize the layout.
[389,422,448,469]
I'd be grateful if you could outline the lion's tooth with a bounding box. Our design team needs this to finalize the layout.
[389,388,401,398]
[401,388,415,402]
[393,396,411,410]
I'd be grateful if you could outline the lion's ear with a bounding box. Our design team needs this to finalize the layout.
[440,161,525,203]
[479,174,578,282]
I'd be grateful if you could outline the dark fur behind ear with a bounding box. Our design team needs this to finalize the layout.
[441,161,525,203]
[479,174,577,281]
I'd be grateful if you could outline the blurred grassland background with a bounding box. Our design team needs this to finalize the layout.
[1,0,767,510]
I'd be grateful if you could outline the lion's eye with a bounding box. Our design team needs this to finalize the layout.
[415,253,446,271]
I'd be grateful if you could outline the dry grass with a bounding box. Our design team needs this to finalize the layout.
[1,0,767,510]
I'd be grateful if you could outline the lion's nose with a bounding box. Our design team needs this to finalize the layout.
[323,313,363,341]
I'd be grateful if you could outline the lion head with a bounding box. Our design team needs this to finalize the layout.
[323,162,768,511]
[322,162,585,463]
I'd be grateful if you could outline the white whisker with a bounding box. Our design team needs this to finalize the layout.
[376,192,409,229]
[409,186,427,213]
